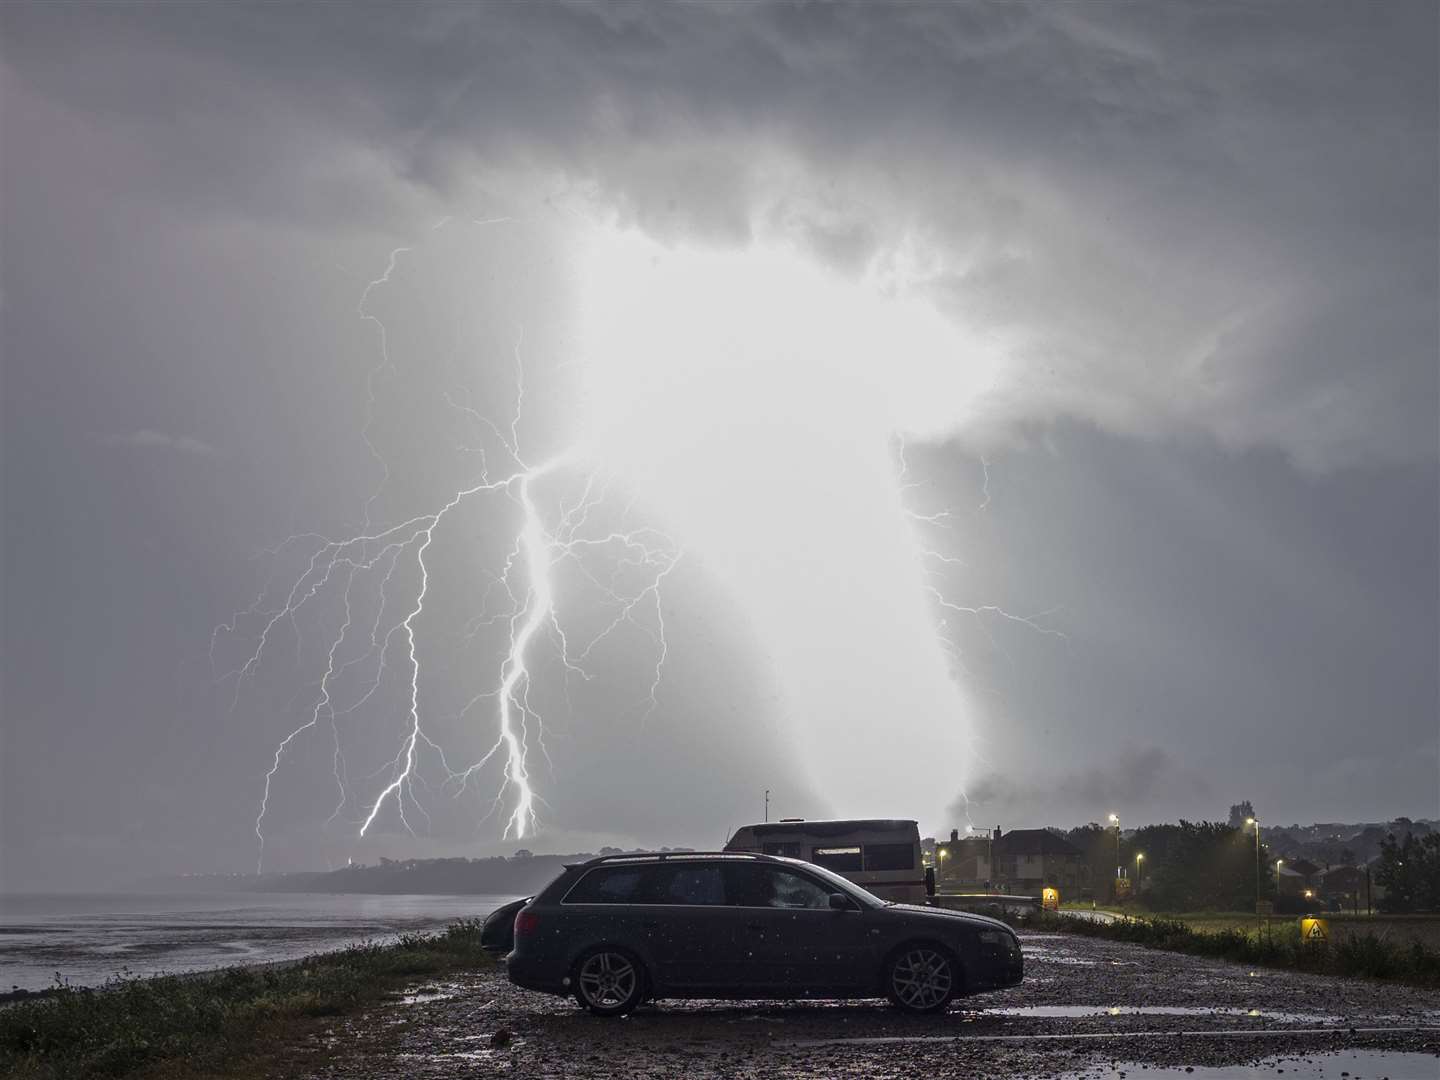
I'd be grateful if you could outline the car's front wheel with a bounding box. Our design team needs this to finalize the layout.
[886,945,957,1013]
[573,947,646,1016]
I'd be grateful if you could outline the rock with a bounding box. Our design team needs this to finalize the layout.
[489,1026,513,1048]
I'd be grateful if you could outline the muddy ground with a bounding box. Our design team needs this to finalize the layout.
[292,932,1440,1079]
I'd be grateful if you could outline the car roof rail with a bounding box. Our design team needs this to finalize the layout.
[580,850,782,866]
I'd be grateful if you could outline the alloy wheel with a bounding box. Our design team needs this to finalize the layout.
[577,950,639,1012]
[890,947,954,1012]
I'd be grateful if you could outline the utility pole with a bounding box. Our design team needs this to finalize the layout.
[1247,816,1261,934]
[989,826,996,892]
[1109,813,1121,900]
[764,789,770,823]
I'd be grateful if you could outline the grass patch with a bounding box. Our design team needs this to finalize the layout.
[1012,909,1440,987]
[0,921,495,1080]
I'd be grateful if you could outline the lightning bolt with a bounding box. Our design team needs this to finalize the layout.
[217,234,680,871]
[895,435,1066,665]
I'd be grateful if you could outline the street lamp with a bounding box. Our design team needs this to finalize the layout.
[1109,813,1121,892]
[1246,816,1261,932]
[1275,858,1283,894]
[938,846,949,883]
[1135,852,1144,895]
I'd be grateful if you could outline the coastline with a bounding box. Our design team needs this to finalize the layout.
[0,890,517,995]
[0,919,496,1079]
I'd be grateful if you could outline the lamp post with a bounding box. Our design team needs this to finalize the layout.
[1246,816,1261,932]
[1108,814,1121,898]
[1275,858,1283,895]
[938,846,949,886]
[764,789,770,822]
[1135,852,1144,896]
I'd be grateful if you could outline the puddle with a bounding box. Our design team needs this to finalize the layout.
[1022,947,1099,966]
[397,982,462,1005]
[978,1005,1343,1024]
[1060,1049,1440,1079]
[1021,947,1139,968]
[792,1024,1440,1049]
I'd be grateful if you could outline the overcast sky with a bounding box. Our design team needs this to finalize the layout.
[3,2,1436,889]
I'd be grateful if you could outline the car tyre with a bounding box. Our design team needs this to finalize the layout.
[885,944,957,1014]
[573,947,646,1017]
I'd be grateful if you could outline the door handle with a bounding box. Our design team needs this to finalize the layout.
[641,920,660,929]
[746,923,765,932]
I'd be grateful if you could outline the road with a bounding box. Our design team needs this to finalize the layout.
[298,930,1440,1079]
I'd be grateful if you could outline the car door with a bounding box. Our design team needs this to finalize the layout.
[722,863,879,994]
[637,861,736,993]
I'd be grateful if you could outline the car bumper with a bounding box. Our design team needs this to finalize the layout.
[970,957,1023,992]
[505,952,569,995]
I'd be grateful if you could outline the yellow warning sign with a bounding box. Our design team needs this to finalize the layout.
[1300,917,1330,945]
[1042,887,1060,911]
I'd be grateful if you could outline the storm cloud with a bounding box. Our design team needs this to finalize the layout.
[2,2,1435,887]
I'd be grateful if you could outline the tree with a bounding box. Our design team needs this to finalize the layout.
[1227,802,1256,829]
[1063,824,1116,898]
[1375,832,1440,913]
[1131,821,1272,912]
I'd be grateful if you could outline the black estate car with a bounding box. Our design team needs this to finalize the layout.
[504,851,1022,1015]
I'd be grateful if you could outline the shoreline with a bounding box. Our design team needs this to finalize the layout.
[0,919,496,1078]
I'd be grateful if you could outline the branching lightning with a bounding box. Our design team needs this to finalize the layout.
[895,435,1066,667]
[216,238,680,871]
[218,225,1052,872]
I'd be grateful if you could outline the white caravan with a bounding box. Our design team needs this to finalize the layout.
[724,818,930,904]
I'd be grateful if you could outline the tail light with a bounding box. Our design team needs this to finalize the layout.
[514,910,539,937]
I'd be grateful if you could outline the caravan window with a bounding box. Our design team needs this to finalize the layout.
[762,842,804,858]
[864,843,915,871]
[812,846,863,872]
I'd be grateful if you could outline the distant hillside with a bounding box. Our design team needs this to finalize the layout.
[148,849,694,897]
[1263,818,1438,868]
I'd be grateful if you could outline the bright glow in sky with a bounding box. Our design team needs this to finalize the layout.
[571,226,1003,821]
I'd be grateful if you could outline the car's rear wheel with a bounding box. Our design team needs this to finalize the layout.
[573,947,645,1016]
[886,945,957,1013]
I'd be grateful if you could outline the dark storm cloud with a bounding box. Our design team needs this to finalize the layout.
[953,746,1212,829]
[2,2,1435,886]
[5,1,1435,467]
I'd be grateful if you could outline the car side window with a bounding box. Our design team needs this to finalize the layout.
[769,869,834,909]
[564,866,647,903]
[724,864,833,909]
[648,864,726,905]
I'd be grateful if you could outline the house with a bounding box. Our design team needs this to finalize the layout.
[991,829,1086,895]
[1317,865,1368,910]
[934,828,995,890]
[1276,864,1309,897]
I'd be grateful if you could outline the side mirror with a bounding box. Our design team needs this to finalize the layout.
[828,892,852,910]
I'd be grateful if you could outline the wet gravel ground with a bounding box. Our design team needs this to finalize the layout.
[297,932,1440,1079]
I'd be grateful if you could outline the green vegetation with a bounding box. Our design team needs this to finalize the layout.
[1375,831,1440,912]
[1013,910,1440,987]
[1063,820,1275,911]
[0,921,494,1080]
